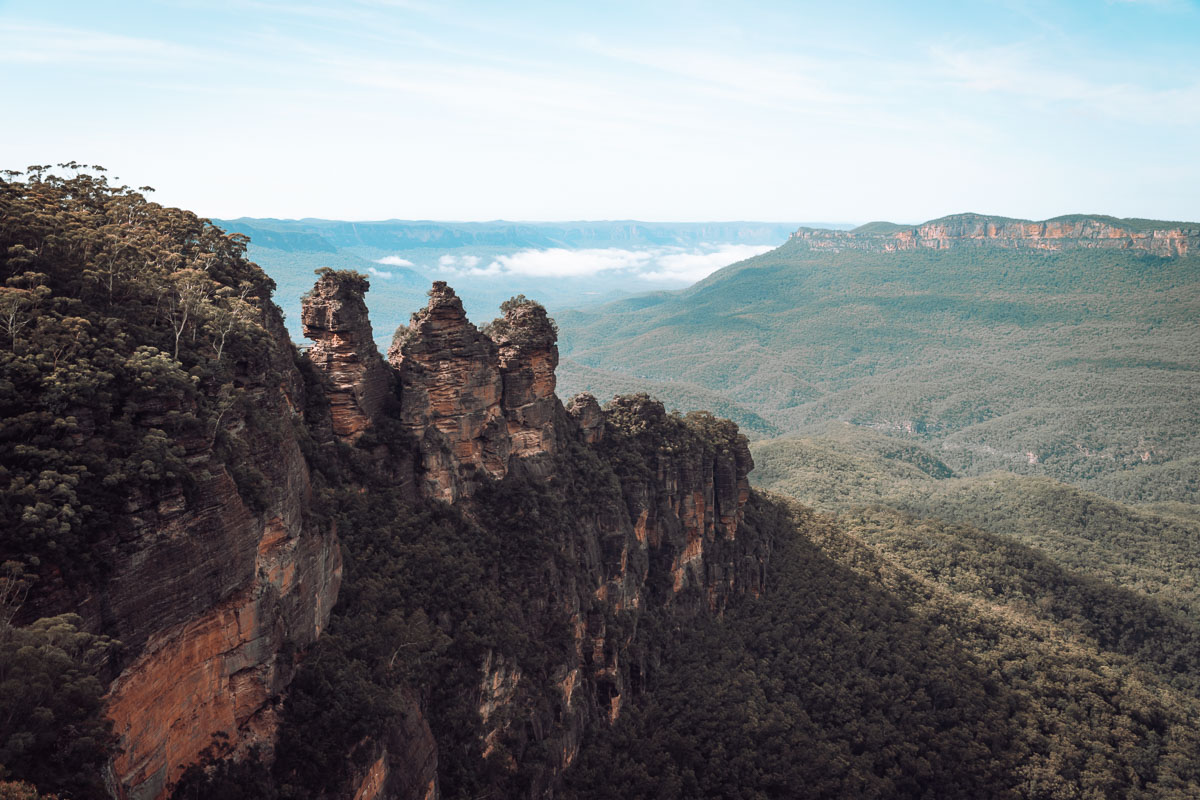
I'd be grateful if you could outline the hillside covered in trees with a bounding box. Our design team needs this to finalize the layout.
[555,225,1200,505]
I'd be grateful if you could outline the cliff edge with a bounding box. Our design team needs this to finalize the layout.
[790,213,1200,256]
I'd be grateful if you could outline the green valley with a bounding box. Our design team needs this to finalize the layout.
[556,218,1200,505]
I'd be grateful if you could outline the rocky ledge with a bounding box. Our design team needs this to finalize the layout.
[790,213,1200,257]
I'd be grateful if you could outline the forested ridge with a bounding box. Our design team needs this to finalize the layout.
[0,165,290,797]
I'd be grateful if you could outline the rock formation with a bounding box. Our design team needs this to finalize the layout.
[387,282,510,501]
[302,270,393,442]
[299,279,768,798]
[567,393,604,444]
[790,213,1200,257]
[491,298,563,464]
[14,268,764,800]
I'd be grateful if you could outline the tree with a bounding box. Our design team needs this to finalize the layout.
[159,268,214,360]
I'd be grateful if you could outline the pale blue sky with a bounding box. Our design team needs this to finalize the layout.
[2,0,1197,222]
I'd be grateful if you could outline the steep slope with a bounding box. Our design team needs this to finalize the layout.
[0,170,341,799]
[257,277,770,800]
[556,213,1200,501]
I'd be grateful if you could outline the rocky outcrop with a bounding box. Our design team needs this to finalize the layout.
[94,274,768,800]
[348,695,439,800]
[790,213,1200,257]
[491,299,563,464]
[567,393,604,445]
[126,276,765,800]
[302,271,393,442]
[598,396,761,612]
[388,282,510,502]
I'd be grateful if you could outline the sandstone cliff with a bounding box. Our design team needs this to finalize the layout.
[298,279,770,799]
[302,270,394,443]
[101,305,342,800]
[790,213,1200,256]
[2,174,776,800]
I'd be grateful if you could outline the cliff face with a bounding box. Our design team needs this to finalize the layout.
[493,300,563,465]
[790,213,1200,257]
[459,392,766,793]
[95,307,342,800]
[302,271,394,442]
[388,282,511,502]
[3,174,774,800]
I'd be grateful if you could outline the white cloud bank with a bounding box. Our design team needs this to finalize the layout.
[375,255,414,267]
[434,243,774,284]
[640,244,775,282]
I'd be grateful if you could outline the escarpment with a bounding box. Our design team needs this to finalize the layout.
[101,306,343,800]
[790,213,1200,256]
[0,174,350,800]
[293,277,772,799]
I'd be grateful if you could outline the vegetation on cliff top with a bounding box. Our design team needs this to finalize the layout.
[0,165,293,796]
[0,165,287,579]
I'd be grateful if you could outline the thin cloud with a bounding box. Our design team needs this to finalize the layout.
[438,254,481,269]
[929,44,1200,124]
[639,244,774,283]
[367,266,393,278]
[431,245,772,284]
[376,255,414,266]
[0,22,212,67]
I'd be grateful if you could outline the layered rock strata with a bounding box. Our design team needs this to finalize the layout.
[95,305,342,800]
[791,213,1200,257]
[492,299,563,465]
[388,282,510,501]
[302,270,394,442]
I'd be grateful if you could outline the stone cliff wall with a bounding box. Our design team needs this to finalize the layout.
[302,271,394,443]
[791,213,1200,256]
[92,302,343,800]
[460,392,766,795]
[388,282,511,502]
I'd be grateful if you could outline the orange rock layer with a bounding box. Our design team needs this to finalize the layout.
[791,213,1199,257]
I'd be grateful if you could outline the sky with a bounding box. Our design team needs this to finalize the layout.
[2,0,1199,223]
